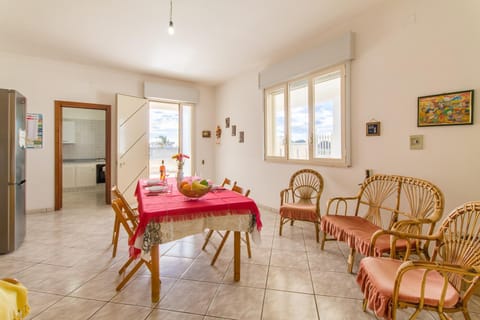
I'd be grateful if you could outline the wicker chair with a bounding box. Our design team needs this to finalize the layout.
[279,169,324,242]
[356,201,480,319]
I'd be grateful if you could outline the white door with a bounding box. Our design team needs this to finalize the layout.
[116,94,148,205]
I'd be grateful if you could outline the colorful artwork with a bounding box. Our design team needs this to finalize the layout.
[26,113,43,148]
[418,90,474,127]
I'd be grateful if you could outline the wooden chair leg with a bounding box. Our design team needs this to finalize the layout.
[116,259,146,291]
[112,218,120,258]
[202,229,214,250]
[245,232,252,258]
[118,257,135,275]
[211,231,230,266]
[347,248,355,273]
[279,217,284,236]
[315,223,320,243]
[320,231,327,250]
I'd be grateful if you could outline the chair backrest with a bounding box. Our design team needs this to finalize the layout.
[356,174,444,231]
[112,185,137,220]
[433,201,480,291]
[231,181,251,197]
[111,198,137,238]
[289,169,323,203]
[221,178,231,187]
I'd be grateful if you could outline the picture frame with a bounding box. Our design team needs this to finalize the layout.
[225,117,230,128]
[417,89,474,127]
[202,130,211,138]
[231,125,236,136]
[239,131,244,143]
[366,121,380,136]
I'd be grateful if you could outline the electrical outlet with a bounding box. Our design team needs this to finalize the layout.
[410,135,423,150]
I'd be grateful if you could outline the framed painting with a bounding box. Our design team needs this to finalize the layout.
[417,90,474,127]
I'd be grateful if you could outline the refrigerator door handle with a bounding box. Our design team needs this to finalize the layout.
[8,180,26,186]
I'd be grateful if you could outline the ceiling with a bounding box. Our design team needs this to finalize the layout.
[0,0,384,85]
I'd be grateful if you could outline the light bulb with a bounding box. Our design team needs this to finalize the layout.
[168,21,174,35]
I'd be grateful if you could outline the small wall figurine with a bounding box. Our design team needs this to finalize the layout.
[215,125,222,144]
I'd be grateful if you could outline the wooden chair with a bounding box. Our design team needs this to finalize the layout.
[356,201,480,319]
[279,169,324,242]
[201,177,233,251]
[0,278,30,320]
[111,198,152,291]
[111,185,138,257]
[204,182,252,266]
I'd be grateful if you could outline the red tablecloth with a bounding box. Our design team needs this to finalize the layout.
[131,179,262,248]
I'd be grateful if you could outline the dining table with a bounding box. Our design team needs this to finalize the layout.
[130,178,262,303]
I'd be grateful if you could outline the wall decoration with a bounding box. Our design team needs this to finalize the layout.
[202,130,211,138]
[26,113,43,148]
[239,131,244,143]
[231,125,236,136]
[215,125,222,144]
[366,121,380,136]
[418,89,474,127]
[225,117,230,128]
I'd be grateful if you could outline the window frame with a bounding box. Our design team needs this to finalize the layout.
[263,63,351,167]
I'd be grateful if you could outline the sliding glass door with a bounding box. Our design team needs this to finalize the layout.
[149,101,192,179]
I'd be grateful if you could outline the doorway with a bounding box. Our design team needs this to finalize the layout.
[54,100,111,210]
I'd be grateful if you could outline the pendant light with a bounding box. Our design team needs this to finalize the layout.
[168,0,174,35]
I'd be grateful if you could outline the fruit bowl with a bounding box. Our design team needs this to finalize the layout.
[177,179,212,199]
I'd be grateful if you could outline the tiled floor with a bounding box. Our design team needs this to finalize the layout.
[1,188,479,319]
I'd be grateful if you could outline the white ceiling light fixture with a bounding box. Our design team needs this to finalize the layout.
[168,0,174,35]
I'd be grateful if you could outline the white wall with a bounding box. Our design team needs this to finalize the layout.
[0,52,215,211]
[215,0,480,216]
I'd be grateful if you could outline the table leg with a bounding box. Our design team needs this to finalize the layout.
[151,244,160,303]
[234,231,240,281]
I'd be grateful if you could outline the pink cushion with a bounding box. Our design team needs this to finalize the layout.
[321,215,413,256]
[357,257,460,319]
[280,203,318,222]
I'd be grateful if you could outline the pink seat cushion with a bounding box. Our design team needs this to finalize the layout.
[357,257,460,319]
[280,203,318,222]
[321,215,413,256]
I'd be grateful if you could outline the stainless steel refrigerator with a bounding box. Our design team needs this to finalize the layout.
[0,89,26,254]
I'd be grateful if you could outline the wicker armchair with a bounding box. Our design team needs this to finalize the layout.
[356,201,480,319]
[279,169,324,242]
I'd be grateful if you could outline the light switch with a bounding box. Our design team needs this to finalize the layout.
[410,135,423,150]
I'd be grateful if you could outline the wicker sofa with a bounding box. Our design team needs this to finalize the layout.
[320,174,444,273]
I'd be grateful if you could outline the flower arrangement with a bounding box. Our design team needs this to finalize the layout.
[172,153,189,169]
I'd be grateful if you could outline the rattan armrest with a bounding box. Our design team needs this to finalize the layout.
[394,260,480,306]
[325,196,359,216]
[280,187,293,205]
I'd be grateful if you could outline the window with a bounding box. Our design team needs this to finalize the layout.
[264,64,350,166]
[149,101,193,178]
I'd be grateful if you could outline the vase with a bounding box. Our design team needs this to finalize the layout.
[176,163,184,185]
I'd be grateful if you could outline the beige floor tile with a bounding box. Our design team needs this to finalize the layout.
[307,249,349,273]
[182,256,228,282]
[112,275,174,307]
[157,255,194,278]
[89,302,152,320]
[33,296,105,320]
[223,263,268,288]
[0,258,35,277]
[159,279,219,314]
[25,291,63,319]
[270,249,309,270]
[266,266,313,293]
[310,270,363,299]
[147,309,203,320]
[207,284,264,319]
[164,241,203,259]
[69,269,123,301]
[316,296,373,319]
[262,290,318,320]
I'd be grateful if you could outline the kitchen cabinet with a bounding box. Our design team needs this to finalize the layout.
[62,120,76,143]
[62,162,96,188]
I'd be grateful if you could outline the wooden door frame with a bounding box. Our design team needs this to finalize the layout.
[54,100,112,210]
